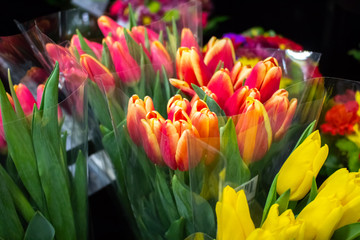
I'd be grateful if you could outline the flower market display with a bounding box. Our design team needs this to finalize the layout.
[0,1,359,240]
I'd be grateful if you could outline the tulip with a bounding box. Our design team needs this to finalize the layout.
[297,195,344,240]
[13,83,37,117]
[110,41,141,85]
[276,130,328,201]
[207,68,234,109]
[170,47,211,96]
[150,40,173,76]
[230,61,252,91]
[264,89,297,141]
[167,94,191,121]
[190,86,219,107]
[317,168,360,228]
[97,15,122,39]
[180,28,201,54]
[36,84,63,122]
[160,109,199,171]
[204,37,235,75]
[80,54,116,92]
[139,111,165,165]
[224,86,260,116]
[259,204,305,240]
[127,95,154,145]
[190,100,220,164]
[131,26,159,46]
[216,186,255,240]
[70,35,102,60]
[244,57,282,102]
[235,97,272,164]
[22,67,49,84]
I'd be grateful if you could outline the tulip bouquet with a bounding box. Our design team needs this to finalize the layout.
[187,129,360,240]
[0,63,88,240]
[317,78,360,179]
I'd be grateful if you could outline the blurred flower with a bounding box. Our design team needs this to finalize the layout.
[222,33,246,49]
[317,168,360,229]
[150,40,173,76]
[203,37,235,75]
[167,94,191,121]
[276,130,328,200]
[244,57,282,102]
[160,109,199,171]
[13,83,37,117]
[36,84,63,122]
[70,35,102,60]
[21,67,49,84]
[320,101,359,136]
[139,111,165,165]
[207,68,234,108]
[216,186,255,240]
[98,15,122,40]
[235,97,272,164]
[80,54,116,92]
[296,195,344,240]
[230,61,252,91]
[127,95,154,145]
[264,89,297,141]
[130,26,159,47]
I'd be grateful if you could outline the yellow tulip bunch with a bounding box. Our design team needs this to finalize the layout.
[215,130,360,240]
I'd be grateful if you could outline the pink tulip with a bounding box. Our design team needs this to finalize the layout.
[36,84,63,122]
[150,41,173,76]
[207,68,234,109]
[70,35,102,60]
[14,83,37,117]
[97,15,122,40]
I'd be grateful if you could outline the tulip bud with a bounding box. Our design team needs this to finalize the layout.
[276,130,328,200]
[139,111,165,165]
[317,168,360,229]
[97,15,122,39]
[150,41,173,77]
[80,54,116,92]
[167,94,191,121]
[14,83,37,117]
[127,95,154,145]
[264,89,297,141]
[70,35,102,60]
[297,195,344,240]
[204,38,235,75]
[235,97,272,164]
[245,57,282,102]
[190,100,220,164]
[180,28,201,54]
[216,186,255,240]
[131,26,159,46]
[224,86,260,116]
[207,68,234,109]
[160,109,199,171]
[230,61,252,91]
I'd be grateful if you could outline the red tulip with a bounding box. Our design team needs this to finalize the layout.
[264,89,297,141]
[204,37,235,75]
[160,109,199,171]
[150,40,173,76]
[244,57,282,102]
[80,54,116,92]
[167,94,191,121]
[236,97,272,164]
[127,95,154,145]
[180,28,201,54]
[224,86,260,116]
[230,61,252,91]
[207,68,234,109]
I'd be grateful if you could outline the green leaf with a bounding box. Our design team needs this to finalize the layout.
[274,189,290,215]
[0,79,46,213]
[162,65,171,100]
[24,212,55,240]
[158,30,164,43]
[165,217,184,240]
[101,40,113,71]
[7,69,26,121]
[0,173,24,240]
[32,107,76,240]
[185,232,214,240]
[308,177,318,203]
[144,27,150,52]
[153,71,166,116]
[293,176,318,214]
[76,29,97,59]
[219,118,250,187]
[72,151,87,240]
[261,174,279,225]
[335,138,360,172]
[88,80,112,129]
[332,222,360,240]
[293,120,316,150]
[0,164,35,222]
[214,61,224,73]
[128,3,137,29]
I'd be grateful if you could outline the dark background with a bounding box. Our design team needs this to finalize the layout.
[0,0,359,239]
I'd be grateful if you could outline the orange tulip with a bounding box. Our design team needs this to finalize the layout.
[224,86,260,116]
[80,54,116,92]
[126,95,154,145]
[207,68,234,109]
[236,97,272,164]
[160,109,199,171]
[264,89,297,141]
[167,94,191,121]
[204,37,235,75]
[230,61,252,91]
[244,57,282,102]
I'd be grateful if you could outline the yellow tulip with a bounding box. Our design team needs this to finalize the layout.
[215,186,255,240]
[317,168,360,229]
[296,195,344,240]
[246,229,275,240]
[276,130,328,200]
